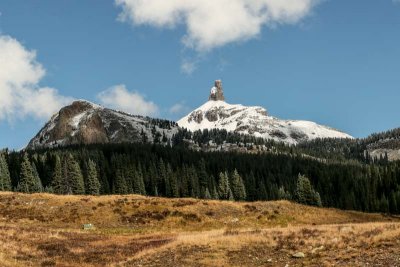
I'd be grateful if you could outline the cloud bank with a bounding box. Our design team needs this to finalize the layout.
[0,35,72,122]
[115,0,321,51]
[97,85,159,116]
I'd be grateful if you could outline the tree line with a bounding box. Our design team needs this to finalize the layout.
[1,142,400,214]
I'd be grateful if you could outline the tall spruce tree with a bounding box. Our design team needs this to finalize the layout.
[218,171,233,200]
[67,154,85,195]
[295,174,322,207]
[114,169,128,194]
[197,159,209,198]
[86,159,101,195]
[133,164,146,195]
[0,154,12,191]
[52,155,63,194]
[158,159,167,196]
[168,165,179,198]
[17,154,41,193]
[230,169,246,201]
[31,163,43,192]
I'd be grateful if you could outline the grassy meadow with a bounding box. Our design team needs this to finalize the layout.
[0,192,399,266]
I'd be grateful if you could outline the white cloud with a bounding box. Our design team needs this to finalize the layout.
[169,101,190,115]
[97,84,159,116]
[0,35,72,122]
[115,0,320,51]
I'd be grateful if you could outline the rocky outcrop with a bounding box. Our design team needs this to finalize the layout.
[209,80,225,101]
[27,100,179,149]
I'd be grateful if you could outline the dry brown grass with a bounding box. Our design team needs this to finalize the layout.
[0,192,399,266]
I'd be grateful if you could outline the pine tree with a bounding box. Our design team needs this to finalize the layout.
[86,159,100,195]
[218,171,233,200]
[17,154,37,193]
[114,169,128,194]
[379,194,389,213]
[52,155,63,194]
[67,154,85,195]
[133,164,146,195]
[158,159,167,196]
[295,174,322,207]
[0,153,12,191]
[168,168,179,198]
[204,188,212,199]
[198,159,209,198]
[212,184,219,199]
[314,191,322,207]
[278,186,291,200]
[165,164,173,197]
[31,163,43,192]
[230,169,246,201]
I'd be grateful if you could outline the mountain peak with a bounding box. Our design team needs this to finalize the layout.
[209,80,225,101]
[178,81,353,144]
[27,99,179,149]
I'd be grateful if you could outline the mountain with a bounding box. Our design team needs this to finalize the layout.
[364,128,400,161]
[27,80,353,150]
[178,80,352,145]
[27,100,179,149]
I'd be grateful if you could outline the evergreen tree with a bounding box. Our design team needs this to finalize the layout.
[218,171,233,200]
[114,169,128,194]
[212,184,219,199]
[295,174,322,207]
[168,167,179,198]
[67,155,85,195]
[230,169,246,201]
[51,155,63,194]
[314,191,322,207]
[0,153,12,191]
[204,188,212,199]
[379,194,389,213]
[165,164,173,197]
[86,159,101,195]
[17,154,40,193]
[31,163,43,192]
[257,180,268,200]
[278,186,291,200]
[133,164,146,195]
[198,159,209,198]
[158,159,167,196]
[389,191,397,214]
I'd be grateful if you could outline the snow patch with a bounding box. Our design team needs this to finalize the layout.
[178,100,353,145]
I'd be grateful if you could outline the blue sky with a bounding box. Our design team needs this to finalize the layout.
[0,0,400,149]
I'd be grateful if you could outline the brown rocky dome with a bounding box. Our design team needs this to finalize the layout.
[27,100,179,149]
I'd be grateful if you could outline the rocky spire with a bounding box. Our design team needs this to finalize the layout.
[209,80,225,101]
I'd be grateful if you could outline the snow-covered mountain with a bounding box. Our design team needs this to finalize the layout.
[27,100,179,149]
[178,81,353,144]
[27,80,353,149]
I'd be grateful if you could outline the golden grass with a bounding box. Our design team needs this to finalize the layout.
[0,192,399,266]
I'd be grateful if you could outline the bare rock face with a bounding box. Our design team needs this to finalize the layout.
[209,80,225,101]
[27,100,179,149]
[188,110,204,124]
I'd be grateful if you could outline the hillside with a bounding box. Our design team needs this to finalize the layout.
[0,192,399,266]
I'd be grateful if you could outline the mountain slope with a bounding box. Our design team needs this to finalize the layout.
[178,100,352,145]
[364,127,400,161]
[27,100,179,149]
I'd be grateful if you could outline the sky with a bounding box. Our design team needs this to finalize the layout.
[0,0,400,149]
